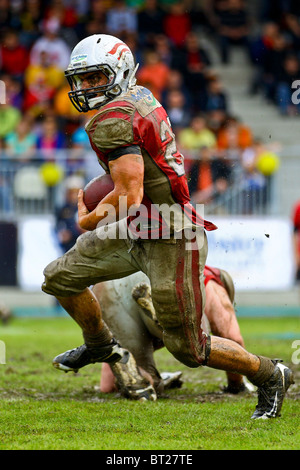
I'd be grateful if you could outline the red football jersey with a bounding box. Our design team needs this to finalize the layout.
[85,86,217,238]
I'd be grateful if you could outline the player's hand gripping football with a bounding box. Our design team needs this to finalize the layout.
[77,189,94,231]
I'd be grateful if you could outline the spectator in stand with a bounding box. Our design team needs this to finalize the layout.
[172,31,212,112]
[217,115,253,152]
[206,109,228,137]
[70,114,105,181]
[76,0,108,40]
[164,89,191,133]
[53,84,82,136]
[0,97,21,142]
[153,33,173,68]
[1,74,23,110]
[188,145,232,205]
[206,76,229,113]
[249,22,280,95]
[30,16,71,71]
[137,0,165,47]
[42,0,80,49]
[43,0,78,30]
[36,115,65,161]
[161,68,191,110]
[292,200,300,282]
[137,49,170,102]
[260,34,289,102]
[284,14,300,56]
[214,0,251,64]
[55,175,85,254]
[82,18,108,41]
[240,139,267,214]
[106,0,137,36]
[249,21,280,65]
[178,114,217,174]
[19,0,45,48]
[0,30,29,82]
[4,115,37,161]
[0,138,11,213]
[276,54,300,116]
[24,50,65,116]
[70,116,91,154]
[179,114,217,155]
[57,109,95,178]
[163,2,192,49]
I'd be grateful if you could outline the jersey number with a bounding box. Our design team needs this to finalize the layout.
[160,118,185,177]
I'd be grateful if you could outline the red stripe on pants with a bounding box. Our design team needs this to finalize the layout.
[175,236,207,364]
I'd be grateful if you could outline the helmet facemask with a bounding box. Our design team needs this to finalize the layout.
[65,64,122,112]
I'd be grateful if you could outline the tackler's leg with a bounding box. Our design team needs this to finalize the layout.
[205,279,247,393]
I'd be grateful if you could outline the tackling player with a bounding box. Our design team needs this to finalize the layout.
[95,266,253,395]
[42,34,294,418]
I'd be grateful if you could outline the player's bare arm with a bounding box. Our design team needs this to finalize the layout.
[78,153,144,231]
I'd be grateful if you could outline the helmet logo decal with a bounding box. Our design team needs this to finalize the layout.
[108,42,130,60]
[71,54,88,67]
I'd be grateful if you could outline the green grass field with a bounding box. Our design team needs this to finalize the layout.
[0,315,299,450]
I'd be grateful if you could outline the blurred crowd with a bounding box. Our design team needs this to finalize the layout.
[249,1,300,116]
[0,0,287,216]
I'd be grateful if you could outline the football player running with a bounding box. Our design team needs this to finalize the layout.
[42,34,294,418]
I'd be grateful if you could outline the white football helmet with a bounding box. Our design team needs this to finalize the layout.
[65,34,138,112]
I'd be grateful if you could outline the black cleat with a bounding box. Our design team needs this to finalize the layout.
[251,361,294,419]
[110,350,157,401]
[52,340,124,373]
[53,343,157,401]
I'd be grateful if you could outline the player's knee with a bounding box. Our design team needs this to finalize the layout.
[42,259,63,296]
[42,254,83,297]
[163,331,210,368]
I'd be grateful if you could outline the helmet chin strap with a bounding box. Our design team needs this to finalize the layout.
[87,94,107,108]
[87,84,122,109]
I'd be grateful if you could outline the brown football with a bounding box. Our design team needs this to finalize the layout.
[83,174,114,212]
